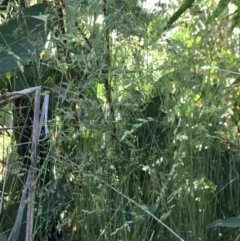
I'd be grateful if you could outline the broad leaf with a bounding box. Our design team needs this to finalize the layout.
[0,3,52,74]
[14,61,48,91]
[163,0,195,31]
[0,234,7,241]
[206,217,240,228]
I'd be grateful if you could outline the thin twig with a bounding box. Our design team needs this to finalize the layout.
[93,175,185,241]
[149,231,155,241]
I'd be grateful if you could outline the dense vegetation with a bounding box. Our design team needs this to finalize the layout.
[0,0,240,240]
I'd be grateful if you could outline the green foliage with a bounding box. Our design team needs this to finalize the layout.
[14,61,48,90]
[1,0,240,240]
[122,95,172,161]
[0,3,52,74]
[1,178,73,240]
[207,0,240,32]
[209,0,229,21]
[164,0,195,31]
[207,217,240,228]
